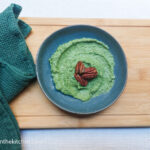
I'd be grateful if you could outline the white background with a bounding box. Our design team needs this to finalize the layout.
[0,0,150,150]
[0,0,150,18]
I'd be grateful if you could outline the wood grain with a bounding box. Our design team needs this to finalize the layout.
[22,18,150,27]
[10,18,150,128]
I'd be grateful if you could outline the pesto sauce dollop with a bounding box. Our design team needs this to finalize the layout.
[49,38,115,101]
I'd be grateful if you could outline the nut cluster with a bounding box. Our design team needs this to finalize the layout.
[74,61,98,86]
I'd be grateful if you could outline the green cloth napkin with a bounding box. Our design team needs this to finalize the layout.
[0,4,36,150]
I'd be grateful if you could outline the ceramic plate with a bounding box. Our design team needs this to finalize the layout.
[36,25,127,114]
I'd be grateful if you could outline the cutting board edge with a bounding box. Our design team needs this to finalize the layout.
[21,17,150,27]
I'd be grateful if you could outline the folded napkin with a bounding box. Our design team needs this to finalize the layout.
[0,4,36,150]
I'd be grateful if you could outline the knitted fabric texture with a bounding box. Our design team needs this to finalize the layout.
[0,4,36,150]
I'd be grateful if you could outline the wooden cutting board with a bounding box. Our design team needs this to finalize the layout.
[10,18,150,129]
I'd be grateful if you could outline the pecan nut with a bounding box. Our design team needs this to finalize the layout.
[74,74,88,86]
[74,61,98,86]
[82,67,98,80]
[84,67,97,74]
[75,61,85,74]
[82,73,97,80]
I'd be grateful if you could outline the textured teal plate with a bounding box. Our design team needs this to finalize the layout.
[36,25,127,114]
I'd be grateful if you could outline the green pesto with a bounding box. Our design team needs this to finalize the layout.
[49,38,115,101]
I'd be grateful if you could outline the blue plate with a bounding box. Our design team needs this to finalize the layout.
[36,25,127,114]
